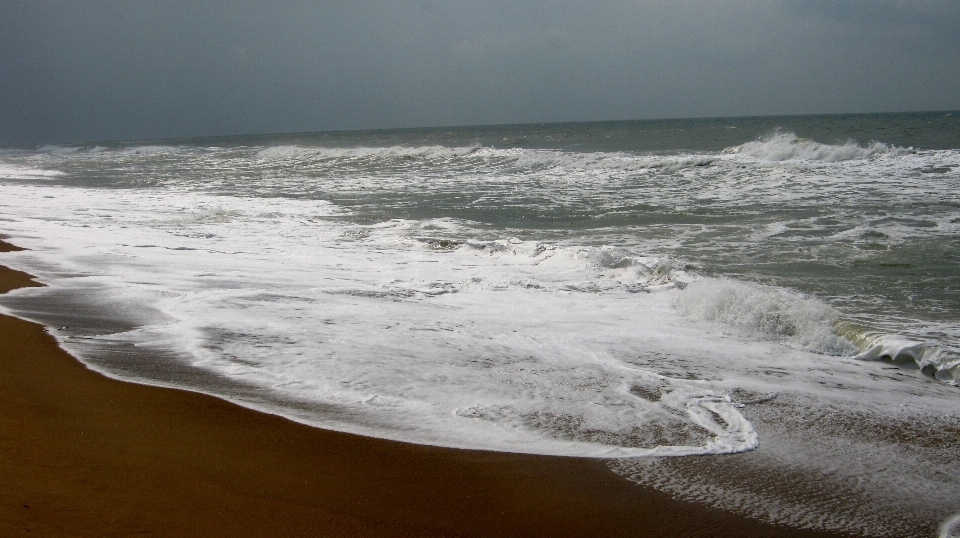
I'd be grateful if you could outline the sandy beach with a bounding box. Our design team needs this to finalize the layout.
[0,239,847,538]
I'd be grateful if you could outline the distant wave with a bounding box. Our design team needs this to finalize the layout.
[31,144,178,157]
[502,149,714,172]
[725,132,909,162]
[256,144,482,161]
[256,143,716,173]
[114,145,181,156]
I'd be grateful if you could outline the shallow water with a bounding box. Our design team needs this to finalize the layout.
[1,112,959,535]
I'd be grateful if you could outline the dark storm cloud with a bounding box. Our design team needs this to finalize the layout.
[1,0,958,145]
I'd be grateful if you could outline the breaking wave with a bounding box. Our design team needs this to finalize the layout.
[674,278,855,355]
[725,132,909,162]
[674,284,960,386]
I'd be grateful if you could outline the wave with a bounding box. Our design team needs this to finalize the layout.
[674,278,855,355]
[836,322,960,385]
[619,267,959,386]
[725,132,909,162]
[940,512,960,538]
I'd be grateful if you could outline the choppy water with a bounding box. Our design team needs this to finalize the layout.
[1,112,959,536]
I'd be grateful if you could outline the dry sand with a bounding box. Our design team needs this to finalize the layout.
[0,238,845,537]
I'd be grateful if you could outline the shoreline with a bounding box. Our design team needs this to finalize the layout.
[0,239,846,537]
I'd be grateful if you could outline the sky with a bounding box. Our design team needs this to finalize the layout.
[1,0,959,146]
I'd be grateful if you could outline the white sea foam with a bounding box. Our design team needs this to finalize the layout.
[0,183,763,456]
[0,163,65,180]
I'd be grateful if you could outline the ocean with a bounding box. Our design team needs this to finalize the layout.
[1,112,958,536]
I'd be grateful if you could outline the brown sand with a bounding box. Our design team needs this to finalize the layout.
[0,239,846,537]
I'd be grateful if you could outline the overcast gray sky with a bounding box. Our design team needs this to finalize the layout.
[1,0,958,145]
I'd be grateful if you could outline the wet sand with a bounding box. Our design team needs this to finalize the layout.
[0,239,845,537]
